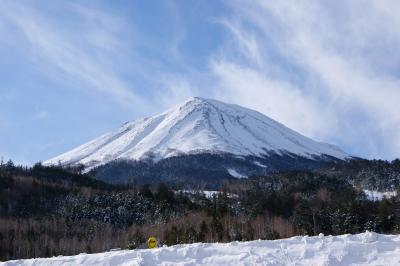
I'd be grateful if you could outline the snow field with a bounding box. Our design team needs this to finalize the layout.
[363,190,397,201]
[3,232,400,266]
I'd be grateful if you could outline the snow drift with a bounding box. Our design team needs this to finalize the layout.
[3,232,400,266]
[45,97,349,169]
[363,190,397,201]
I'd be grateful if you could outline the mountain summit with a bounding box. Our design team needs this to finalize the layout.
[45,97,348,171]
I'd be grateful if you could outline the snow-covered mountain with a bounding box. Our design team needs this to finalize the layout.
[45,97,349,170]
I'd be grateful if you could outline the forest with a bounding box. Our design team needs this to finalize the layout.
[1,159,400,261]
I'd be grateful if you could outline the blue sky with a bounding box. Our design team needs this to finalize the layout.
[1,0,400,164]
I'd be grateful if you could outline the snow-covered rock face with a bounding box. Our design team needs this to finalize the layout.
[44,97,349,169]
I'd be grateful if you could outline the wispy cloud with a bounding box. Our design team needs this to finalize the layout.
[0,1,148,110]
[209,0,400,159]
[1,1,399,162]
[211,61,336,138]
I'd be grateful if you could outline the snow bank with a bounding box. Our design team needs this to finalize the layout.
[3,232,400,266]
[176,190,238,198]
[176,190,220,198]
[363,190,397,201]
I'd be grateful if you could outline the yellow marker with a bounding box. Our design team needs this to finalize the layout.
[147,237,157,249]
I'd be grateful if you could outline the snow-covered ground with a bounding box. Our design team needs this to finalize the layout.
[3,232,400,266]
[363,190,397,201]
[227,168,246,179]
[176,190,238,198]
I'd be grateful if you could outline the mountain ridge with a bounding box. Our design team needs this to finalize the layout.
[44,97,349,171]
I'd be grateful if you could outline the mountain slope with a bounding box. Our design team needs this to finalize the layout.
[45,97,348,170]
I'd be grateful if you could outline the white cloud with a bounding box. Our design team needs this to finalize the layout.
[1,0,399,160]
[211,61,335,138]
[218,18,263,67]
[155,76,197,110]
[209,0,400,159]
[0,1,148,111]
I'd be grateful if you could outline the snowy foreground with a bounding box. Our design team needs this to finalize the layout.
[3,232,400,266]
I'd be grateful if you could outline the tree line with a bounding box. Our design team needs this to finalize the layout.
[0,160,399,261]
